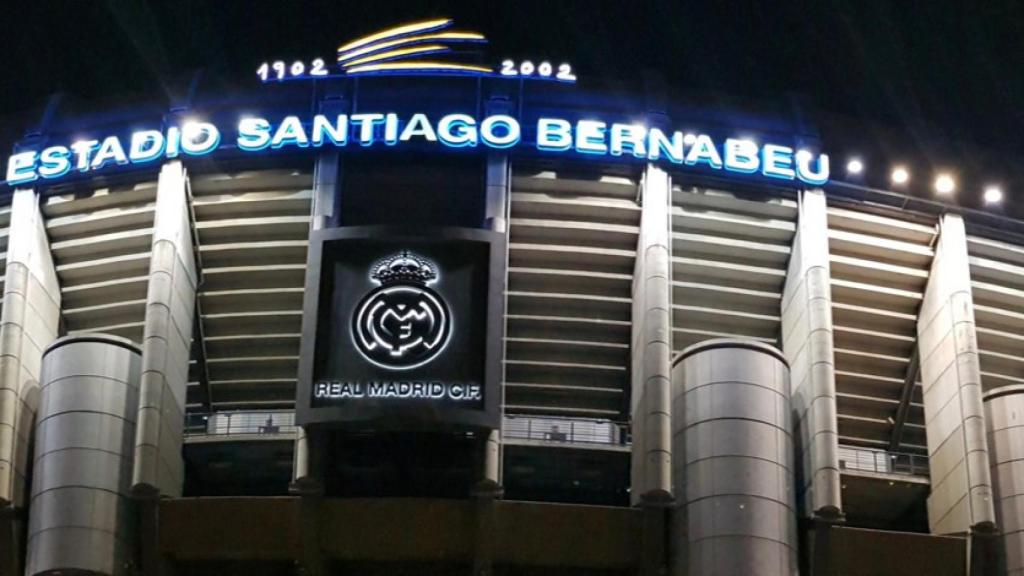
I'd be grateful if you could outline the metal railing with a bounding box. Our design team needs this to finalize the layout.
[502,415,625,446]
[838,445,929,477]
[185,410,297,437]
[184,411,626,447]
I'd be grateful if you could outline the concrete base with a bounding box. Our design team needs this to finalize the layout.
[809,524,966,576]
[0,506,24,576]
[157,497,972,576]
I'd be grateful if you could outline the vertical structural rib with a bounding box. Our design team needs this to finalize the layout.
[131,161,197,497]
[484,151,508,488]
[630,164,673,505]
[780,189,842,519]
[293,150,338,492]
[0,189,60,576]
[917,213,995,534]
[0,189,60,508]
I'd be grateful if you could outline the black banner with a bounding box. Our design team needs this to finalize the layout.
[296,226,503,430]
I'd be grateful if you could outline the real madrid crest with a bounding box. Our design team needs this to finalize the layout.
[352,252,452,370]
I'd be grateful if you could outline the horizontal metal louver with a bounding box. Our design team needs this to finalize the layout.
[43,181,158,342]
[826,206,935,453]
[186,169,313,411]
[504,169,639,419]
[670,184,796,352]
[966,234,1024,392]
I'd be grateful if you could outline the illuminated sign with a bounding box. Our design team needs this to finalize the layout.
[2,19,830,188]
[313,381,481,402]
[256,18,576,83]
[297,230,502,429]
[4,114,830,186]
[352,252,452,370]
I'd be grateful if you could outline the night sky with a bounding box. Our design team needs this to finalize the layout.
[3,1,1024,211]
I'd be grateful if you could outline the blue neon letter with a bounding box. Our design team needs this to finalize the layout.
[575,120,607,155]
[91,136,130,169]
[269,116,308,149]
[796,151,829,185]
[237,118,272,151]
[5,152,38,185]
[351,113,385,146]
[609,124,647,158]
[724,139,760,174]
[129,130,166,163]
[536,118,572,151]
[312,114,348,147]
[647,129,684,164]
[38,146,71,179]
[762,144,795,180]
[438,114,478,148]
[480,115,521,149]
[684,135,723,168]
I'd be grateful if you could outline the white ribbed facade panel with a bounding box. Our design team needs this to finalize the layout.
[967,231,1024,568]
[504,169,639,419]
[187,169,314,410]
[43,181,158,342]
[670,184,797,352]
[826,206,936,453]
[966,234,1024,391]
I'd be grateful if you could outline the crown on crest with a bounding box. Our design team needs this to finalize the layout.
[371,251,437,285]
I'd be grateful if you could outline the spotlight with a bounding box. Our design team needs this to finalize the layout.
[891,167,909,185]
[934,174,955,195]
[846,158,864,175]
[984,186,1004,205]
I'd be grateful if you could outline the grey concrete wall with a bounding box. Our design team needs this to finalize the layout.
[918,214,996,534]
[630,164,673,504]
[670,339,796,576]
[780,188,842,519]
[131,161,197,497]
[0,188,61,510]
[984,387,1024,575]
[27,334,141,576]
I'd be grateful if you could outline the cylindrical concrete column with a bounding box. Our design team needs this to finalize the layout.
[984,386,1024,576]
[670,339,797,576]
[26,334,142,576]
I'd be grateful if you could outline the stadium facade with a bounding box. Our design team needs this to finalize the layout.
[0,18,1022,576]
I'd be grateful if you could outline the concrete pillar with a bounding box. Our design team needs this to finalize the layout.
[0,188,61,575]
[0,189,61,509]
[131,161,197,497]
[780,188,842,521]
[917,214,996,535]
[631,164,673,506]
[310,150,339,231]
[484,152,509,491]
[27,334,141,576]
[984,387,1024,575]
[485,153,509,234]
[670,339,797,576]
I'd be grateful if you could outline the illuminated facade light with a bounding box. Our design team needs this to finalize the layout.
[846,158,863,175]
[934,174,956,195]
[337,32,487,63]
[343,61,495,75]
[891,167,909,185]
[337,18,453,54]
[344,45,450,67]
[984,186,1004,205]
